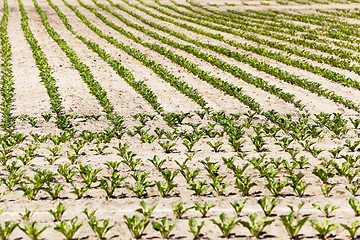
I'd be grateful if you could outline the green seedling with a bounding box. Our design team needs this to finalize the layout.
[312,204,339,218]
[54,216,83,240]
[26,117,38,127]
[78,163,102,187]
[46,146,61,156]
[280,212,309,239]
[287,148,300,160]
[308,146,324,158]
[230,199,247,217]
[187,180,210,196]
[44,156,60,165]
[210,213,239,238]
[310,219,338,239]
[136,200,157,218]
[258,196,279,217]
[194,201,215,218]
[328,146,344,159]
[148,155,166,171]
[321,183,336,198]
[344,139,360,152]
[346,182,360,196]
[235,174,257,196]
[228,138,246,152]
[0,219,19,240]
[44,182,63,200]
[286,173,309,197]
[200,157,220,177]
[19,208,37,222]
[70,140,85,155]
[48,203,65,222]
[264,177,288,197]
[125,171,151,198]
[66,152,80,164]
[275,137,293,151]
[188,217,204,239]
[19,142,39,157]
[88,217,114,239]
[83,208,97,220]
[172,201,194,219]
[70,181,89,199]
[16,154,34,165]
[341,155,360,167]
[269,157,284,169]
[294,156,310,169]
[180,168,200,183]
[19,221,47,240]
[0,170,25,191]
[158,141,176,153]
[41,113,52,122]
[104,160,121,173]
[287,202,305,219]
[312,167,335,184]
[100,172,127,198]
[90,143,109,155]
[123,214,150,239]
[182,140,196,152]
[239,213,274,238]
[349,198,360,216]
[248,134,267,152]
[154,128,165,139]
[209,175,230,196]
[207,141,223,152]
[152,218,176,239]
[341,220,360,239]
[57,163,78,183]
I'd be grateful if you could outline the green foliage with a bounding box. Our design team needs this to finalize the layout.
[151,218,176,239]
[48,203,65,222]
[239,213,274,238]
[210,213,239,238]
[188,217,204,239]
[19,222,48,240]
[194,201,215,218]
[310,219,338,239]
[54,216,83,240]
[172,201,194,219]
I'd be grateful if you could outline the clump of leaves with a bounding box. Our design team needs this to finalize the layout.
[210,213,239,238]
[152,218,177,239]
[310,219,338,239]
[48,203,65,222]
[194,201,215,218]
[239,213,274,238]
[188,217,204,239]
[54,216,83,240]
[172,201,194,219]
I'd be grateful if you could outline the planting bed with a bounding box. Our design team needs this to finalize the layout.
[2,0,360,238]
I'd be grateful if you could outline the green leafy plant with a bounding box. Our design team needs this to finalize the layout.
[172,201,194,219]
[194,201,215,218]
[258,196,278,217]
[100,172,127,198]
[280,212,309,239]
[136,200,157,218]
[310,219,338,239]
[158,141,176,153]
[341,220,360,239]
[188,217,204,239]
[48,203,65,222]
[235,174,256,196]
[54,216,83,240]
[152,218,176,239]
[230,199,247,217]
[239,213,274,238]
[349,198,360,216]
[207,141,223,152]
[19,222,48,240]
[312,204,339,218]
[210,213,239,238]
[123,214,150,239]
[125,171,151,198]
[88,217,114,239]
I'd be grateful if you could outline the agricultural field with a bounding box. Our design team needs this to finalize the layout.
[2,0,360,239]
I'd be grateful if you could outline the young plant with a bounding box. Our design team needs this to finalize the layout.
[125,171,151,198]
[210,213,239,238]
[248,134,267,152]
[54,216,83,240]
[257,196,279,217]
[70,181,89,199]
[147,155,166,171]
[321,183,336,198]
[235,174,257,196]
[48,203,65,222]
[90,143,109,155]
[230,199,247,217]
[19,222,48,240]
[19,208,37,222]
[158,141,176,153]
[188,217,204,239]
[44,182,63,200]
[239,213,274,238]
[172,201,194,219]
[310,219,338,239]
[136,200,157,218]
[78,163,102,188]
[346,182,360,196]
[349,198,360,216]
[0,219,19,240]
[123,214,150,239]
[100,172,127,198]
[280,212,309,239]
[312,204,339,218]
[264,177,288,196]
[57,163,78,183]
[187,180,210,196]
[88,217,114,239]
[194,201,215,218]
[207,141,223,152]
[152,218,176,239]
[341,220,360,239]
